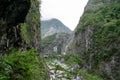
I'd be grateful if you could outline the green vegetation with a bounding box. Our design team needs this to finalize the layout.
[75,0,120,65]
[41,33,70,55]
[77,70,103,80]
[0,50,48,80]
[75,1,120,34]
[20,0,40,44]
[45,53,103,80]
[0,51,103,80]
[41,34,56,53]
[63,53,84,66]
[42,34,56,48]
[91,3,120,66]
[20,23,33,44]
[0,0,49,80]
[1,0,120,80]
[41,18,71,37]
[74,0,120,80]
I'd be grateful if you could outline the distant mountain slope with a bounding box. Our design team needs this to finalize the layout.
[41,18,72,38]
[41,33,70,55]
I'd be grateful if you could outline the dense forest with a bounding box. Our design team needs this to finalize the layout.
[0,0,120,80]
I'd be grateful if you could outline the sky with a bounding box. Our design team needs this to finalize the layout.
[41,0,89,30]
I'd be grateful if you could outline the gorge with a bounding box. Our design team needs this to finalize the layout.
[0,0,120,80]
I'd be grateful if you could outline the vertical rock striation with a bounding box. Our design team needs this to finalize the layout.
[20,0,41,52]
[0,0,41,56]
[67,0,120,80]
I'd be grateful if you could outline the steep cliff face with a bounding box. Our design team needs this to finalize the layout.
[0,0,30,54]
[20,0,41,52]
[67,0,120,80]
[42,33,70,55]
[0,0,41,55]
[0,0,50,80]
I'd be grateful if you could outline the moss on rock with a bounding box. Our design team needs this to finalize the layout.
[71,0,120,80]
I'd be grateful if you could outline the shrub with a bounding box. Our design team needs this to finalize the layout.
[0,50,48,80]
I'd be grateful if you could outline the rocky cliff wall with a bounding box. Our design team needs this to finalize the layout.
[67,0,120,80]
[0,0,41,56]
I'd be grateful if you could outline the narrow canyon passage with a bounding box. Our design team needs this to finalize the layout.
[0,0,119,80]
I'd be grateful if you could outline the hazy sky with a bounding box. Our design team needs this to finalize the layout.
[41,0,88,30]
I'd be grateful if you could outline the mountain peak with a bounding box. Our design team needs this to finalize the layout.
[41,18,72,38]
